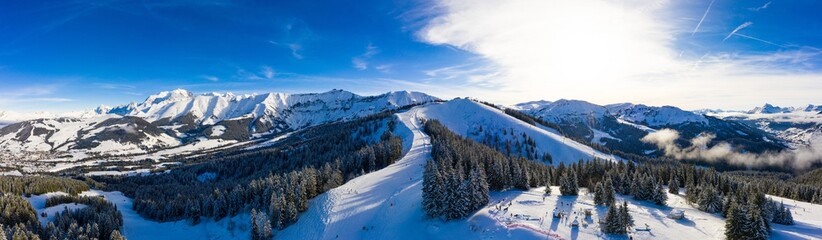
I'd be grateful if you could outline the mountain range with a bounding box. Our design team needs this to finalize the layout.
[0,89,819,172]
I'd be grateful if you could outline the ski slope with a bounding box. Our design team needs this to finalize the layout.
[418,99,620,164]
[278,106,433,239]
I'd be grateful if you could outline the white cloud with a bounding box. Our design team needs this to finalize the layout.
[352,43,380,70]
[416,0,822,110]
[352,58,368,70]
[261,66,275,79]
[202,75,219,82]
[288,44,304,59]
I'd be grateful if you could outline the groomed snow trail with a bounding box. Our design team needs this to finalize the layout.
[278,107,432,240]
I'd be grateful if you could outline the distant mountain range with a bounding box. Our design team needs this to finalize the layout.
[702,103,822,147]
[512,100,785,159]
[1,89,818,171]
[0,89,438,163]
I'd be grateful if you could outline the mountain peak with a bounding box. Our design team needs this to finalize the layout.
[513,100,552,111]
[144,88,194,105]
[749,103,794,114]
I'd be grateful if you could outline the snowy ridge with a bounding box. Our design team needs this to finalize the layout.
[0,89,438,168]
[605,103,708,127]
[748,103,796,114]
[523,99,609,123]
[420,99,619,163]
[108,89,438,128]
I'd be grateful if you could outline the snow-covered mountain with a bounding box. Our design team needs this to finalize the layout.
[421,99,619,164]
[748,103,796,114]
[103,89,437,135]
[513,99,783,157]
[605,103,708,127]
[0,89,439,163]
[706,103,822,147]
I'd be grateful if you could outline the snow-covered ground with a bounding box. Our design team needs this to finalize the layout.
[469,187,726,240]
[279,105,432,239]
[418,99,620,164]
[84,190,251,240]
[769,195,822,239]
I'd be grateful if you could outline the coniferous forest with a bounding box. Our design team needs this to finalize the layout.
[0,106,819,240]
[0,176,124,240]
[419,116,816,240]
[93,112,404,231]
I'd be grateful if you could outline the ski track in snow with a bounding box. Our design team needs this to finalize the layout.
[279,107,432,239]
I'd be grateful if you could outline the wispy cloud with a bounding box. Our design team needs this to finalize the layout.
[202,75,219,82]
[352,58,368,70]
[0,98,75,103]
[723,21,753,41]
[351,43,380,70]
[749,1,771,11]
[0,84,75,105]
[95,83,135,90]
[235,66,276,80]
[415,0,822,109]
[268,19,316,60]
[261,66,275,79]
[374,64,393,73]
[288,44,304,59]
[692,0,716,35]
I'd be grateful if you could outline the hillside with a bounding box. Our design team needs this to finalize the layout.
[0,89,438,173]
[420,99,619,164]
[514,99,785,163]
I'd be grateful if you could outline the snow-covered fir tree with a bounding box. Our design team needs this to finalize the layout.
[559,170,579,196]
[668,174,679,194]
[593,182,605,205]
[652,179,667,206]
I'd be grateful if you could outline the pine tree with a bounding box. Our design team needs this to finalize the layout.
[685,183,699,204]
[725,199,745,240]
[602,205,621,234]
[653,179,667,206]
[604,178,616,207]
[618,201,633,234]
[668,175,679,194]
[773,202,794,225]
[782,206,794,225]
[593,182,604,205]
[422,161,441,218]
[744,207,769,240]
[469,167,489,211]
[251,209,260,240]
[559,171,578,196]
[110,230,125,240]
[697,186,721,213]
[0,224,6,240]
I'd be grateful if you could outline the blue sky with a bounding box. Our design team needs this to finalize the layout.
[0,0,820,111]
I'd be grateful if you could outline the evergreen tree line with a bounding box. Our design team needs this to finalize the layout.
[0,181,125,240]
[476,127,551,164]
[422,119,551,220]
[43,196,124,240]
[790,168,822,186]
[427,124,808,239]
[0,194,39,239]
[95,113,405,232]
[724,171,822,204]
[0,176,89,196]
